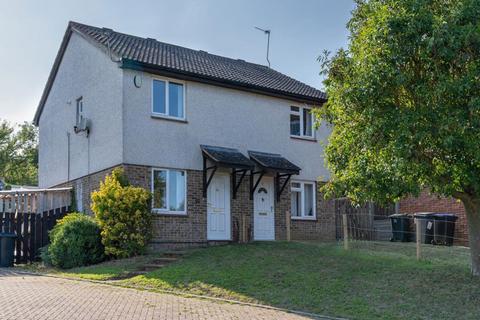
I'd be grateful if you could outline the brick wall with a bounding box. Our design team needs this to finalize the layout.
[399,190,469,246]
[122,165,208,247]
[55,165,120,215]
[56,164,336,247]
[231,173,253,242]
[290,185,336,241]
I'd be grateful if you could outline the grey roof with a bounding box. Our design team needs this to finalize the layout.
[201,145,254,169]
[34,21,325,125]
[248,151,301,174]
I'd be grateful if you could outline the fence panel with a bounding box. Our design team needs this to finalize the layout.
[0,188,72,264]
[335,198,396,241]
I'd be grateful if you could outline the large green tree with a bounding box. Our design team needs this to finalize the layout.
[0,120,38,186]
[319,0,480,275]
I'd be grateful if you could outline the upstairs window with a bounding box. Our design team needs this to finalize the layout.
[290,106,314,138]
[291,181,316,219]
[152,79,185,119]
[76,97,84,126]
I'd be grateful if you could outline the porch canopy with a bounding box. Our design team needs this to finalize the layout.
[248,151,301,201]
[201,145,254,198]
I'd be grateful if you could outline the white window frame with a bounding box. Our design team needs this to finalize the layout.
[151,168,187,215]
[151,76,186,120]
[290,105,315,139]
[291,180,316,220]
[76,96,84,126]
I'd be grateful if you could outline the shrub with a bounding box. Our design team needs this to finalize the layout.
[44,213,104,269]
[91,168,152,259]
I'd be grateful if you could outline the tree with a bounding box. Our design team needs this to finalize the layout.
[0,120,38,186]
[318,0,480,275]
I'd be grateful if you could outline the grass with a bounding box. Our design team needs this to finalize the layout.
[19,254,161,281]
[22,241,480,319]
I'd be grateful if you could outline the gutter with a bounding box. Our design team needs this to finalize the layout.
[121,59,327,106]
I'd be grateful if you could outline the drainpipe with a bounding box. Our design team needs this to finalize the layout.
[67,132,71,181]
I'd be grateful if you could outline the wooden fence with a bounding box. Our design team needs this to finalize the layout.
[335,198,396,241]
[0,188,72,264]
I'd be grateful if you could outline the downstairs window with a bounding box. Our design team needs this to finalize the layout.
[152,168,186,214]
[291,181,316,219]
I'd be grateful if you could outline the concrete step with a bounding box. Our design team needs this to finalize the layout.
[152,257,178,264]
[141,264,167,272]
[163,251,186,258]
[128,270,149,276]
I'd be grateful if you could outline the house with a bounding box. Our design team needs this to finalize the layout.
[33,21,336,248]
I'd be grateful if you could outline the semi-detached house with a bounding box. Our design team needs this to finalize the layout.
[34,21,336,247]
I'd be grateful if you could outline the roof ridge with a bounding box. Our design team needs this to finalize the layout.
[69,21,273,70]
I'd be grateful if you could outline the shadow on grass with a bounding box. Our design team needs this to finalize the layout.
[121,241,480,320]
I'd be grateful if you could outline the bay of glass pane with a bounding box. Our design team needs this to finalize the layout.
[291,191,301,216]
[153,80,166,114]
[303,109,313,136]
[169,82,184,118]
[153,170,167,209]
[290,114,300,136]
[169,170,185,211]
[304,184,314,216]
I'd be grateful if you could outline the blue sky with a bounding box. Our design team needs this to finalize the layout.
[0,0,355,123]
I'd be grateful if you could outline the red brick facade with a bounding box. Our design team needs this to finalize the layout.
[56,163,336,248]
[399,190,469,246]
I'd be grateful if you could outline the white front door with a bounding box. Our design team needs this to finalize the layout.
[207,173,231,240]
[254,176,275,241]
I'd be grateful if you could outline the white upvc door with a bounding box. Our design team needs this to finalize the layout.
[254,176,275,241]
[207,173,231,240]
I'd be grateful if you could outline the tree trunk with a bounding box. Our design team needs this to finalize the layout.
[460,197,480,276]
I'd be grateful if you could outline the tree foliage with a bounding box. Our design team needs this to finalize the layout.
[318,0,480,274]
[91,168,152,259]
[319,0,480,203]
[0,119,38,186]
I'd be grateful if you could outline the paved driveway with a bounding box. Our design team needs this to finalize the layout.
[0,269,316,320]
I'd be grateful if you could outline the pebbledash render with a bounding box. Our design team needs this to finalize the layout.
[34,21,335,248]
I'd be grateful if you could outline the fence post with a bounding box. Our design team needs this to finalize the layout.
[286,210,291,242]
[242,214,247,243]
[415,218,421,260]
[343,213,349,250]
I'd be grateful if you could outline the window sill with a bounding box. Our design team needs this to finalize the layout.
[291,216,317,221]
[151,114,188,123]
[152,210,187,216]
[290,135,317,142]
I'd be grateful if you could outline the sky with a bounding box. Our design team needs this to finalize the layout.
[0,0,355,124]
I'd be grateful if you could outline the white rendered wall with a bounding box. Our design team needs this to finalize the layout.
[38,32,123,187]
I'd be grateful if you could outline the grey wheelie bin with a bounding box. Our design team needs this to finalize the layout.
[413,212,435,244]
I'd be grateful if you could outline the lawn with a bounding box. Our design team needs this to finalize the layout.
[20,254,161,281]
[27,241,480,319]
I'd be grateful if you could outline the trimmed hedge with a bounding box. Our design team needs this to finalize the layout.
[43,213,104,269]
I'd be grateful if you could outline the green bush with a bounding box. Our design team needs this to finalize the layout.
[44,213,104,269]
[91,168,152,259]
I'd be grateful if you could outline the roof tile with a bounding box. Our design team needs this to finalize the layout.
[70,21,326,102]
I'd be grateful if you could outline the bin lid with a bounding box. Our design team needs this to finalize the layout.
[432,213,458,220]
[389,213,411,218]
[413,212,435,218]
[0,233,17,238]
